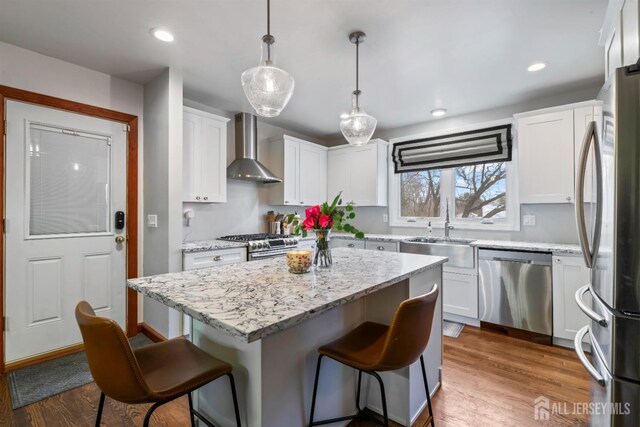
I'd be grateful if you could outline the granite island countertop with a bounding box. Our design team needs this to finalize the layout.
[128,248,447,343]
[182,239,248,253]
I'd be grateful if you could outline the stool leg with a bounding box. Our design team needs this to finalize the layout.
[369,371,389,427]
[420,355,435,427]
[308,354,324,427]
[227,373,242,427]
[95,392,105,427]
[143,401,164,427]
[188,393,196,427]
[355,370,363,414]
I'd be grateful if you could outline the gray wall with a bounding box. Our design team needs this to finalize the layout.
[143,68,183,338]
[335,83,604,244]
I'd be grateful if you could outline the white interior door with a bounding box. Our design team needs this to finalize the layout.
[5,100,127,364]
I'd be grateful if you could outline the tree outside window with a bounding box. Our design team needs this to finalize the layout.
[400,170,441,217]
[454,162,506,219]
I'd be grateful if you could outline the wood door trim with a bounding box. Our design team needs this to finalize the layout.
[0,85,140,374]
[4,343,85,373]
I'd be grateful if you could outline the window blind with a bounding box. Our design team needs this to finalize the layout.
[392,124,513,173]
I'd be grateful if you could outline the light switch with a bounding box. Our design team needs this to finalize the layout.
[523,214,536,226]
[147,214,158,228]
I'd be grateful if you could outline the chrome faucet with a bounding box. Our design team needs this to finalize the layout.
[444,199,454,239]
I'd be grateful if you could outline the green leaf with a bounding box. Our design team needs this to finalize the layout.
[345,205,353,212]
[329,192,342,212]
[348,212,355,219]
[355,231,365,239]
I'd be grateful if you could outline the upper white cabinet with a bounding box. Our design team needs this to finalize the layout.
[602,0,639,76]
[183,107,230,203]
[516,101,601,204]
[552,255,591,345]
[263,135,327,206]
[327,139,388,206]
[516,109,575,204]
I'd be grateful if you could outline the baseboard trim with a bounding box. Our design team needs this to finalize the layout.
[137,322,167,343]
[4,343,85,372]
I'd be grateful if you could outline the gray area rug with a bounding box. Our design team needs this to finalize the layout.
[8,334,153,409]
[443,320,465,338]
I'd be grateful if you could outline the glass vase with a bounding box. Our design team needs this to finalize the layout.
[313,229,332,268]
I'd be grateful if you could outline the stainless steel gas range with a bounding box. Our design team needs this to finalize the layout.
[219,233,298,260]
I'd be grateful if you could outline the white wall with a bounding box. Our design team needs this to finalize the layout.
[182,100,326,241]
[0,41,147,314]
[332,84,604,244]
[143,68,183,338]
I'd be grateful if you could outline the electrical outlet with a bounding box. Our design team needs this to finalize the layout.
[523,214,536,226]
[382,213,389,223]
[147,214,158,228]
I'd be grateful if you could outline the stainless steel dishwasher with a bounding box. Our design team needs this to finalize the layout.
[478,249,552,344]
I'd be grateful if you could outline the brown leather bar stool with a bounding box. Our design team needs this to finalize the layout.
[308,285,439,427]
[75,301,242,427]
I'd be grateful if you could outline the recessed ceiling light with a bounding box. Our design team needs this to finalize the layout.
[150,28,174,42]
[431,108,447,117]
[527,62,547,72]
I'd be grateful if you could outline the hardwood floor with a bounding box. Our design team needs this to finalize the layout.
[0,326,591,426]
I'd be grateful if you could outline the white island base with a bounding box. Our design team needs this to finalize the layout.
[190,267,443,427]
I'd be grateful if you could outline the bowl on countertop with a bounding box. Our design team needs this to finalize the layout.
[286,250,312,274]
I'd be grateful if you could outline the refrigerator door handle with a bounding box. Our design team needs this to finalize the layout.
[575,284,608,327]
[574,325,606,386]
[574,120,603,268]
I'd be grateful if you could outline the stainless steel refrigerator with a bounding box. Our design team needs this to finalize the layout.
[574,64,640,426]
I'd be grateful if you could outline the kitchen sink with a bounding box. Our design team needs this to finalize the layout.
[400,237,475,269]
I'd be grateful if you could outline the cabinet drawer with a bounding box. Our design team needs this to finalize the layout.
[364,240,398,252]
[332,238,365,249]
[443,271,478,319]
[183,247,247,271]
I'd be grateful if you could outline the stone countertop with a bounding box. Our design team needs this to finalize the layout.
[182,240,248,253]
[468,239,582,255]
[128,248,447,343]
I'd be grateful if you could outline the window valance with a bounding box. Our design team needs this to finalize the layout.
[392,124,513,173]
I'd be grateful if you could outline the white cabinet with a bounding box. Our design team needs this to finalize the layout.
[602,0,639,75]
[517,109,575,204]
[364,240,398,252]
[183,107,230,203]
[442,271,478,319]
[552,255,591,344]
[263,135,327,206]
[327,140,388,206]
[622,0,640,66]
[331,238,365,249]
[182,247,247,270]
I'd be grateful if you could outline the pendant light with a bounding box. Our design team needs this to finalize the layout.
[241,0,295,118]
[340,31,377,146]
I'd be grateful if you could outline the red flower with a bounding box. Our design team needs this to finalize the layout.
[305,205,321,219]
[319,214,332,228]
[302,216,317,230]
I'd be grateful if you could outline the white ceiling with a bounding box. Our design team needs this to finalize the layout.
[0,0,607,138]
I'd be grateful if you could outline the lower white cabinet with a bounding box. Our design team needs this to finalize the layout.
[332,238,366,249]
[442,270,478,319]
[552,254,591,344]
[182,247,247,270]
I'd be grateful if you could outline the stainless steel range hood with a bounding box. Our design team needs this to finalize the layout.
[227,113,282,183]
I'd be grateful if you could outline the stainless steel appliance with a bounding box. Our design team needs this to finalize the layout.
[219,233,298,260]
[574,64,640,426]
[478,249,552,344]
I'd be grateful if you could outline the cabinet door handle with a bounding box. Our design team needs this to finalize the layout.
[196,196,201,200]
[377,246,385,251]
[566,196,572,201]
[213,256,223,261]
[300,201,304,205]
[285,200,289,204]
[204,196,208,200]
[347,243,355,248]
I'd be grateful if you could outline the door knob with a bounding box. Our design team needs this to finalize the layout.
[115,235,126,244]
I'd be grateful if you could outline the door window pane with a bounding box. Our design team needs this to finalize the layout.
[28,125,111,236]
[400,170,441,217]
[454,162,506,219]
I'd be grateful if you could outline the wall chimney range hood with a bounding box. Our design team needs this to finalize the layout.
[227,112,282,183]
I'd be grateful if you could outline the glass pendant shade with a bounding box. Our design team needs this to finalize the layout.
[340,93,377,146]
[241,37,295,118]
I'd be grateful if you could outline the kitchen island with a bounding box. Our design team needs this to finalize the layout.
[128,248,446,427]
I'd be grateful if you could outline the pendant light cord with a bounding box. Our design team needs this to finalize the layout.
[266,0,272,62]
[354,38,360,109]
